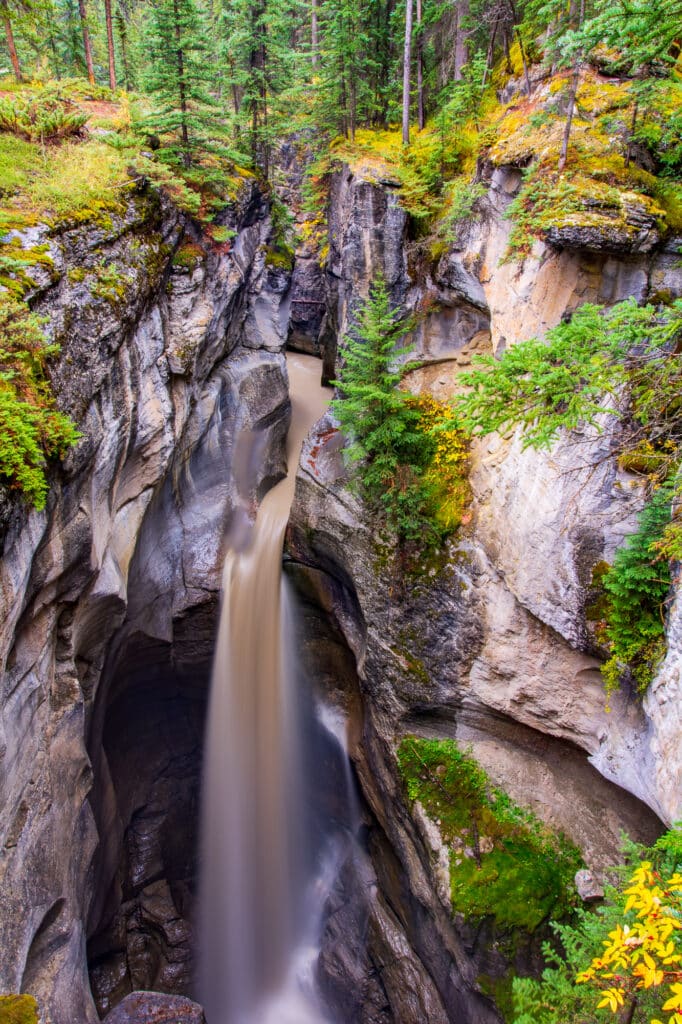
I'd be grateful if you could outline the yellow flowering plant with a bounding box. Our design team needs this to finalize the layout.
[576,861,682,1024]
[409,394,472,533]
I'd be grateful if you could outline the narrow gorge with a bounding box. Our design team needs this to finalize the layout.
[0,33,681,1024]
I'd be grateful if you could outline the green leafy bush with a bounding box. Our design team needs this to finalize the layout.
[452,298,682,695]
[450,296,679,696]
[453,299,682,468]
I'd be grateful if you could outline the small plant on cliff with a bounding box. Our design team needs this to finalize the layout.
[0,994,39,1024]
[0,295,80,509]
[331,274,435,549]
[597,482,676,696]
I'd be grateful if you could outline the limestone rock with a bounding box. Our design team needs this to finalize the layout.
[0,180,289,1024]
[102,991,206,1024]
[575,869,604,902]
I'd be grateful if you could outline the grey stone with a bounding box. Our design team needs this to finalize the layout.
[575,869,605,902]
[103,991,206,1024]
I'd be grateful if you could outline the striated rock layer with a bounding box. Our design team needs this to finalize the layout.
[0,177,293,1022]
[284,161,680,1021]
[0,143,680,1024]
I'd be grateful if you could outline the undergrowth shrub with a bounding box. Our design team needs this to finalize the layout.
[511,826,682,1024]
[452,298,682,694]
[0,91,87,143]
[0,296,80,509]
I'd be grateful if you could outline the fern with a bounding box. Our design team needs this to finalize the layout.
[0,93,87,144]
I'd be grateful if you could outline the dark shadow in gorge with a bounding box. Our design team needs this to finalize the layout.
[85,602,216,1018]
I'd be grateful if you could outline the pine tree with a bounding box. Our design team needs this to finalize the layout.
[142,0,218,167]
[331,274,437,546]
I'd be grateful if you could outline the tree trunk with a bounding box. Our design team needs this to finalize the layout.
[349,72,356,142]
[558,68,579,171]
[229,56,241,115]
[558,0,583,170]
[515,25,531,94]
[2,9,22,83]
[416,0,424,130]
[339,54,349,138]
[78,0,96,85]
[116,4,130,91]
[454,0,469,80]
[625,98,639,168]
[482,15,499,88]
[402,0,413,145]
[260,36,268,179]
[507,0,531,94]
[104,0,116,90]
[311,0,318,67]
[619,997,638,1024]
[173,0,190,167]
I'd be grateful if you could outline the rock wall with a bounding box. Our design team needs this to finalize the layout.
[284,161,680,1020]
[0,178,292,1022]
[1,142,681,1024]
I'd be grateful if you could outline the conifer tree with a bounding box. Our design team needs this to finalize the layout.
[331,274,437,546]
[143,0,217,167]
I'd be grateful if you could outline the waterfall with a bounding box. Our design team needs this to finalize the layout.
[197,353,335,1024]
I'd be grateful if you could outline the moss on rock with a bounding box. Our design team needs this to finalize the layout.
[0,995,39,1024]
[398,736,583,931]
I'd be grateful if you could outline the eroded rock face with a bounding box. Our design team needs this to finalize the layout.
[0,180,292,1023]
[282,161,680,1020]
[286,411,663,1021]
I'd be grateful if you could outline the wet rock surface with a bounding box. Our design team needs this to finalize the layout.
[102,991,206,1024]
[1,139,681,1024]
[0,179,291,1023]
[283,159,680,1020]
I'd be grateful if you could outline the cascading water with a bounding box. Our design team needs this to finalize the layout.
[198,353,344,1024]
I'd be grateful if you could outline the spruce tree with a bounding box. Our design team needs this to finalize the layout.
[331,274,437,546]
[142,0,218,167]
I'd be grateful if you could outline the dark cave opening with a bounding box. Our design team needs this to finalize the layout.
[85,606,215,1018]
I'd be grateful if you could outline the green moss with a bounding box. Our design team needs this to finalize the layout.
[397,737,582,931]
[90,261,130,304]
[0,995,39,1024]
[172,241,204,272]
[208,224,236,244]
[482,67,681,260]
[478,971,515,1023]
[264,244,294,272]
[67,266,88,284]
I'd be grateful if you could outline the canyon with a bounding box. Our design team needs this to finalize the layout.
[0,143,680,1024]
